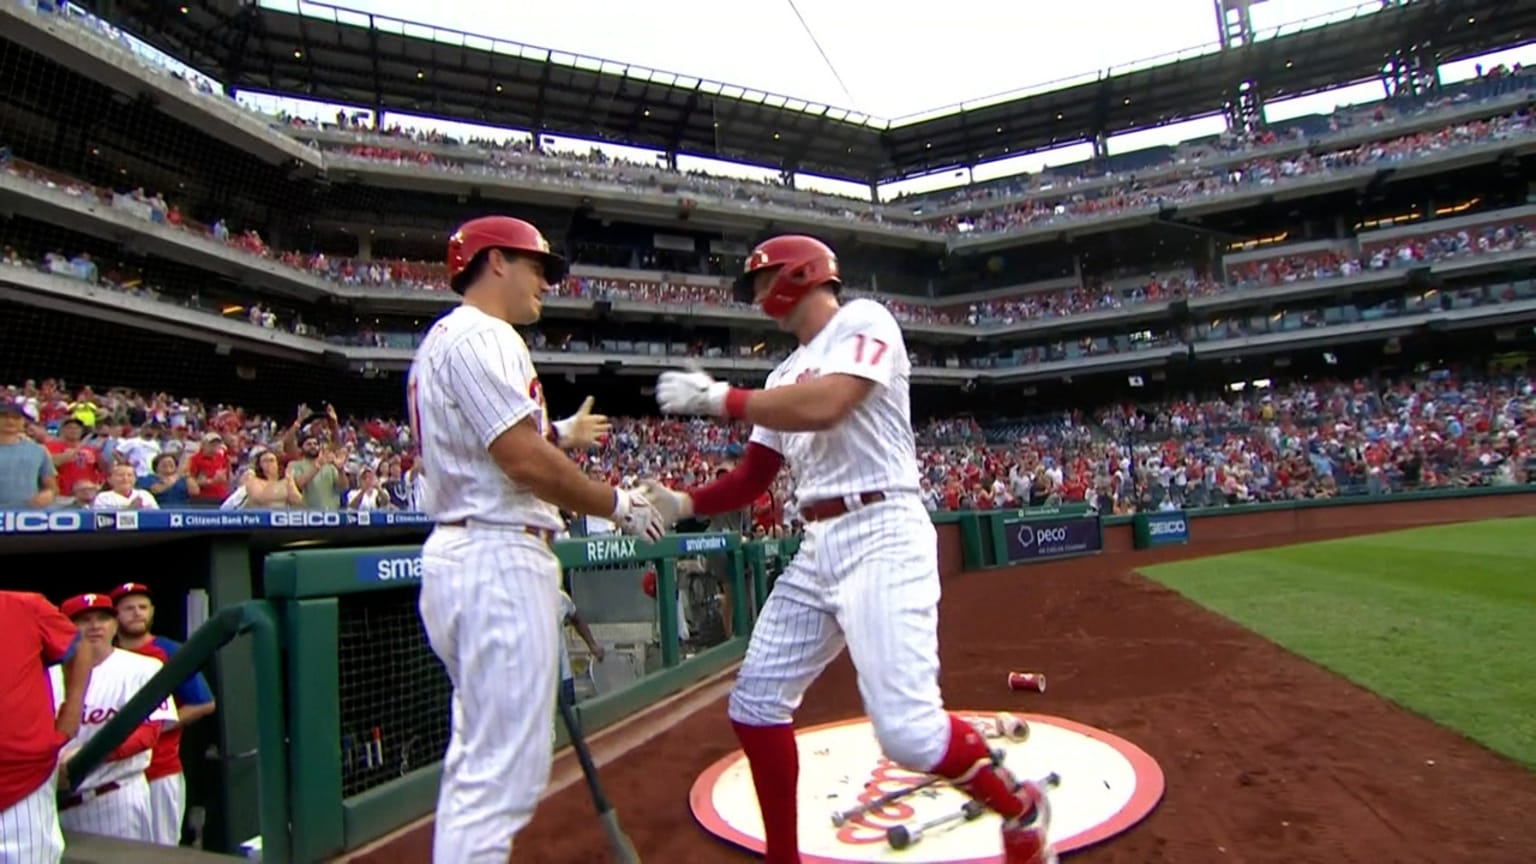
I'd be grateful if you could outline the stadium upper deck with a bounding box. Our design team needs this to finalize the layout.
[73,0,1536,182]
[9,2,1536,259]
[3,0,1536,409]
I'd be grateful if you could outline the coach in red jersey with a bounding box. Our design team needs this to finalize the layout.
[0,591,96,864]
[110,582,216,847]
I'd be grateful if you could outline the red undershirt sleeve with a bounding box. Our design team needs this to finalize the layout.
[688,442,783,516]
[108,721,160,761]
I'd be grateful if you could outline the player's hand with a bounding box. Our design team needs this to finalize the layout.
[656,364,730,416]
[553,396,610,450]
[639,478,694,527]
[591,644,606,663]
[610,488,664,542]
[55,745,80,791]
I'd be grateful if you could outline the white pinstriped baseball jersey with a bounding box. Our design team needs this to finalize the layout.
[49,650,177,789]
[751,299,921,503]
[406,306,562,532]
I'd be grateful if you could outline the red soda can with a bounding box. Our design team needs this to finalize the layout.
[1007,671,1047,693]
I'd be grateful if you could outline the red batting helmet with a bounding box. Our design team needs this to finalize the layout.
[446,216,568,293]
[733,235,840,318]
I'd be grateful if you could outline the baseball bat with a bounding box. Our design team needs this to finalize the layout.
[831,747,1004,827]
[886,771,1061,850]
[830,775,942,827]
[556,692,641,864]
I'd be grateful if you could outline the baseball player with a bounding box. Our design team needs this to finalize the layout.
[50,594,178,842]
[557,590,605,708]
[643,235,1057,864]
[110,582,217,846]
[0,591,96,864]
[406,215,663,864]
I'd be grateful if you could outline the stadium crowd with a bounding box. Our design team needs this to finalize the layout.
[19,0,1534,230]
[6,142,1536,343]
[6,12,1536,335]
[3,370,1530,529]
[5,1,1535,526]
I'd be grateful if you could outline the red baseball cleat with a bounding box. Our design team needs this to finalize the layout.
[1000,779,1058,864]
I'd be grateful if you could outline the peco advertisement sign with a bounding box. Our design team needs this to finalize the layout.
[1004,515,1102,564]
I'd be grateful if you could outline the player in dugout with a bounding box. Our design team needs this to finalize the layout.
[111,582,217,846]
[52,593,178,842]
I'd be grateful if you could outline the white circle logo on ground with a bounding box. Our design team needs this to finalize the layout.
[689,711,1164,863]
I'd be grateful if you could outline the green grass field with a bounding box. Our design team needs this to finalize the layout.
[1139,517,1536,769]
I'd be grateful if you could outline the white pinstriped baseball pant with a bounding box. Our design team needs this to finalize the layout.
[146,773,185,846]
[57,775,153,843]
[418,524,562,864]
[0,776,64,864]
[727,495,950,771]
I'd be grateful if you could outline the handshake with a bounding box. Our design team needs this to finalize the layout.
[607,479,694,543]
[585,364,730,542]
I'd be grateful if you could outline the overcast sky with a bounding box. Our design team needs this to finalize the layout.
[237,0,1535,198]
[277,0,1381,118]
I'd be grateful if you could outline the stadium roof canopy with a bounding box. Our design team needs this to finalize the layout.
[88,0,1536,183]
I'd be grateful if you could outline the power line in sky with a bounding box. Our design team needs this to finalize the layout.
[783,0,860,109]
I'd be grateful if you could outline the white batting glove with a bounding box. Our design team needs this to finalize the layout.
[610,487,664,543]
[552,395,610,450]
[639,478,694,528]
[656,366,730,416]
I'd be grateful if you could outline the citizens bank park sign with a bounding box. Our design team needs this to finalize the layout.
[690,712,1164,862]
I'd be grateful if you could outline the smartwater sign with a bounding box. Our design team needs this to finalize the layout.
[1132,511,1190,549]
[354,551,424,584]
[680,535,730,554]
[1003,515,1103,564]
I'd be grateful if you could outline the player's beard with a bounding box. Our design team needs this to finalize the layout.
[119,622,149,639]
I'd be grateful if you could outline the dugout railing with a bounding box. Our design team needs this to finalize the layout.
[260,532,800,863]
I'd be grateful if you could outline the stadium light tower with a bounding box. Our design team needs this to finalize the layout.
[1214,0,1268,133]
[1377,0,1440,99]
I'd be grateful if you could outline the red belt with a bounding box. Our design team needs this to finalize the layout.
[799,492,887,523]
[437,521,556,543]
[59,781,120,811]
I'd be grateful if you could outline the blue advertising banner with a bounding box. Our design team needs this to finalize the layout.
[1140,511,1190,548]
[1002,515,1103,564]
[0,509,435,535]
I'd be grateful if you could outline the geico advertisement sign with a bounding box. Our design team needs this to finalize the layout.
[0,511,85,533]
[1148,518,1187,536]
[268,511,346,528]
